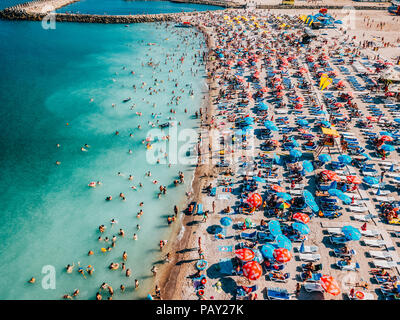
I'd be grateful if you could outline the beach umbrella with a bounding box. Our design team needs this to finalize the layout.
[320,120,331,128]
[292,222,310,235]
[290,149,302,159]
[220,217,232,227]
[346,175,362,184]
[275,234,292,251]
[276,192,292,201]
[328,189,352,204]
[321,170,340,181]
[242,261,263,281]
[363,176,379,185]
[276,202,291,210]
[273,153,282,165]
[260,244,276,260]
[253,176,266,183]
[317,110,328,115]
[380,144,395,152]
[235,248,255,262]
[302,160,314,173]
[342,226,361,241]
[338,154,352,164]
[292,212,310,224]
[380,135,394,142]
[380,131,393,137]
[268,220,282,236]
[318,154,331,163]
[270,184,285,192]
[247,193,263,208]
[290,137,300,148]
[258,102,268,110]
[298,119,309,126]
[320,275,341,296]
[303,190,319,213]
[393,119,400,124]
[264,121,278,131]
[360,152,371,160]
[273,248,292,263]
[244,217,252,228]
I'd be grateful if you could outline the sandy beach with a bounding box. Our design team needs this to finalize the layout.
[154,3,400,301]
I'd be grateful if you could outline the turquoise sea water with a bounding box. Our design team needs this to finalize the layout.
[56,0,222,15]
[0,19,208,299]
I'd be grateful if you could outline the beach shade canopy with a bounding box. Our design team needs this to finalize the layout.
[261,244,276,260]
[268,220,282,237]
[360,152,372,160]
[338,154,352,164]
[276,201,291,210]
[328,188,352,204]
[302,160,314,173]
[270,184,285,192]
[275,234,292,251]
[264,121,279,131]
[220,217,233,227]
[346,175,362,184]
[273,248,292,263]
[318,154,332,163]
[196,259,208,270]
[276,192,292,201]
[242,261,263,280]
[292,212,310,224]
[258,102,268,110]
[380,135,394,142]
[235,248,255,262]
[247,193,263,208]
[380,144,395,152]
[292,222,310,235]
[342,226,362,241]
[320,275,341,296]
[298,119,309,127]
[290,149,303,159]
[363,176,379,186]
[253,176,266,183]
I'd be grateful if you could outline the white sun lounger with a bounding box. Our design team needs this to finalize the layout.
[351,200,367,207]
[373,260,397,269]
[369,251,393,261]
[371,189,391,196]
[364,239,386,247]
[353,214,374,222]
[327,228,343,236]
[362,171,379,177]
[289,189,303,195]
[387,173,400,178]
[297,245,318,253]
[361,230,380,238]
[347,292,375,300]
[375,196,395,203]
[349,206,368,213]
[299,253,321,262]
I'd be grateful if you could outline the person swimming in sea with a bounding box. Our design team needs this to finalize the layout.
[66,263,74,273]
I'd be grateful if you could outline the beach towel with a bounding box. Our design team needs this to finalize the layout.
[218,245,233,252]
[215,228,226,240]
[222,187,232,193]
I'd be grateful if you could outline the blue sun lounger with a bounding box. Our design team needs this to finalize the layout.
[240,231,257,241]
[267,287,290,300]
[209,187,216,197]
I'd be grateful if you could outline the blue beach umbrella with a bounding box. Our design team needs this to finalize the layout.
[342,226,361,241]
[253,176,266,183]
[276,192,292,201]
[328,188,352,204]
[290,149,302,159]
[338,154,352,164]
[318,154,332,163]
[320,120,331,128]
[275,234,292,251]
[268,220,282,237]
[380,131,393,137]
[302,160,314,173]
[264,121,278,131]
[298,119,309,126]
[360,152,371,160]
[363,176,379,186]
[290,137,300,147]
[380,144,395,152]
[292,222,310,235]
[259,102,268,110]
[220,217,232,227]
[273,153,281,165]
[317,110,328,115]
[303,190,319,213]
[261,244,276,260]
[393,118,400,124]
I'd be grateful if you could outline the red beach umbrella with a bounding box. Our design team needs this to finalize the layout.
[320,275,341,296]
[380,135,394,142]
[346,175,362,184]
[235,248,255,262]
[295,96,305,101]
[276,91,284,97]
[334,102,343,107]
[270,184,285,192]
[366,116,377,122]
[242,261,263,280]
[273,248,292,263]
[247,193,263,208]
[292,212,310,224]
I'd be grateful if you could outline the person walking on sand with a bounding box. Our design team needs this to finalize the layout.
[151,265,158,276]
[212,201,215,213]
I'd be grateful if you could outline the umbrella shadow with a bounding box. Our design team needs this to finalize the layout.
[219,277,237,296]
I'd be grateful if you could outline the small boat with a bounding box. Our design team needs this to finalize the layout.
[88,182,96,188]
[123,97,131,103]
[159,122,170,129]
[175,22,191,28]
